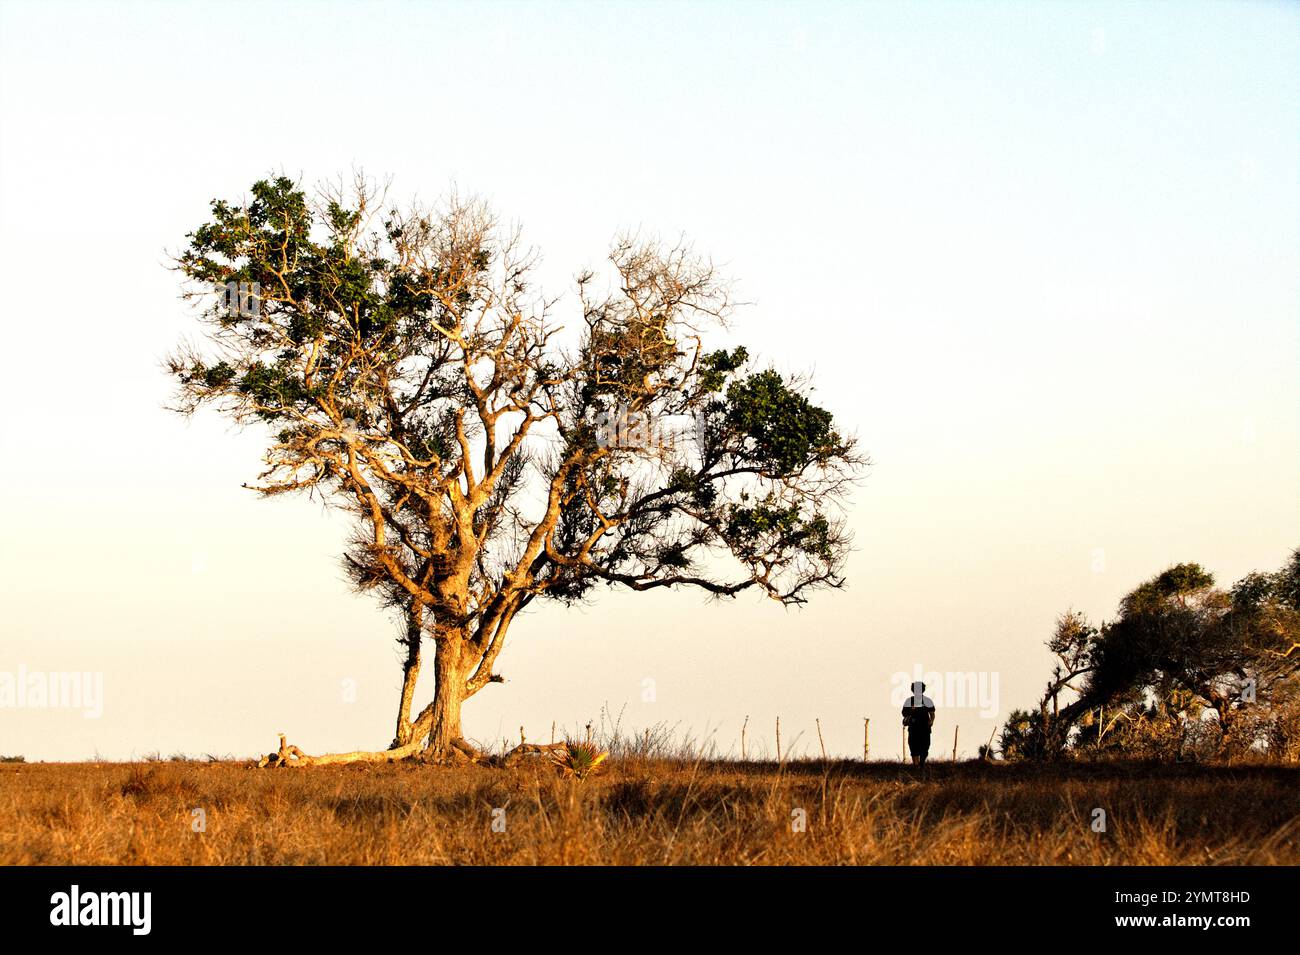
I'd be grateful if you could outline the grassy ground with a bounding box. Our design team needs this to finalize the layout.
[2,758,1297,865]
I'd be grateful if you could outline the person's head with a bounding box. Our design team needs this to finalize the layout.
[910,681,926,703]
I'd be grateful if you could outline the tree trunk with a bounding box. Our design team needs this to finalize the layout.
[261,626,501,769]
[424,636,469,760]
[391,603,424,748]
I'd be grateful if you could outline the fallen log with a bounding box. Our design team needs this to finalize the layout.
[256,733,573,769]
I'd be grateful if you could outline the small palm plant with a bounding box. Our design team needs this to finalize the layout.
[550,740,609,780]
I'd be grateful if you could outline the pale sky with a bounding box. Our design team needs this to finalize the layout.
[1,0,1297,761]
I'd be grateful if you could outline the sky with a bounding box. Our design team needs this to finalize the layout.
[1,0,1297,761]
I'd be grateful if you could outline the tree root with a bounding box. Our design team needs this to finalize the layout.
[256,733,572,769]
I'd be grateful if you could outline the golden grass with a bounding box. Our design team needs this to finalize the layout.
[2,759,1297,865]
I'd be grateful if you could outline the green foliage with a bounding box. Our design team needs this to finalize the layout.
[173,177,484,427]
[1119,562,1216,616]
[200,361,235,388]
[998,710,1050,761]
[697,346,748,393]
[550,740,609,780]
[1230,548,1300,615]
[1090,563,1233,706]
[725,370,845,472]
[723,497,834,563]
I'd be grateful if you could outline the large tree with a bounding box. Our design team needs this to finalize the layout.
[169,175,862,763]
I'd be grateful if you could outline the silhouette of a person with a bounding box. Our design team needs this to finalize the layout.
[901,681,936,765]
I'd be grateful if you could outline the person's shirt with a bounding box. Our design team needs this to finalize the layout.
[901,694,936,729]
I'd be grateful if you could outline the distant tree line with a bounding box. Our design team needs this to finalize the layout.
[1001,549,1300,762]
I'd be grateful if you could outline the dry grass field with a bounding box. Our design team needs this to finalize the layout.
[2,758,1298,865]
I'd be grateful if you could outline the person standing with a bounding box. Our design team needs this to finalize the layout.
[902,681,936,765]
